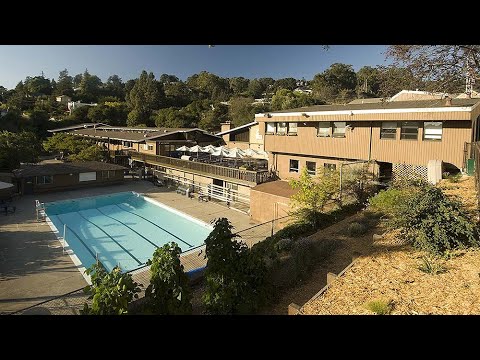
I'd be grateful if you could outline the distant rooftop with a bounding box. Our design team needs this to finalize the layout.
[13,161,126,178]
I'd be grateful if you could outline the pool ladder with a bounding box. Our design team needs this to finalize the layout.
[35,200,46,222]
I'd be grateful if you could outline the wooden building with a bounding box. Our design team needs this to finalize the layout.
[255,96,480,181]
[13,161,126,195]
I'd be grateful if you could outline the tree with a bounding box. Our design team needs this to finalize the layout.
[78,69,103,103]
[25,109,50,137]
[356,66,381,97]
[199,103,230,132]
[126,71,162,126]
[164,81,192,108]
[203,218,267,314]
[311,63,357,103]
[386,45,480,93]
[273,77,298,92]
[0,131,42,170]
[186,71,231,101]
[81,262,142,315]
[270,89,315,111]
[159,74,179,84]
[69,145,107,162]
[55,69,74,97]
[229,77,250,96]
[144,242,192,315]
[289,167,340,228]
[154,107,191,128]
[0,111,22,132]
[43,133,92,157]
[24,76,53,96]
[104,74,125,100]
[228,97,255,127]
[377,65,423,98]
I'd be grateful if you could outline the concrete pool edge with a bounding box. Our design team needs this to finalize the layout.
[44,215,92,285]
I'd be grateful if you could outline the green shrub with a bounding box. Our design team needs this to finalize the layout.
[203,218,268,314]
[275,238,294,252]
[346,222,368,236]
[368,188,411,218]
[145,242,192,315]
[81,262,142,315]
[418,256,447,275]
[446,173,462,183]
[365,299,393,315]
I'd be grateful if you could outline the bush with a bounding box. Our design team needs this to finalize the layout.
[368,188,411,218]
[81,262,142,315]
[365,299,393,315]
[275,238,294,252]
[418,256,448,275]
[145,242,192,315]
[203,218,268,314]
[446,173,462,183]
[346,222,368,236]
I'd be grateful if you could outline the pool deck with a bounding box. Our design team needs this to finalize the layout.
[0,180,267,314]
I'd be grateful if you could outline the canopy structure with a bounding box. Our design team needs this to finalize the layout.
[0,181,14,190]
[188,145,203,153]
[225,148,245,159]
[211,147,230,157]
[201,144,216,152]
[176,145,189,152]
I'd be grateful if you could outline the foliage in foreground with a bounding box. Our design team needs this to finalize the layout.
[0,131,42,170]
[365,299,393,315]
[203,218,267,314]
[145,242,192,315]
[81,262,141,315]
[289,167,340,228]
[368,180,479,256]
[418,256,448,275]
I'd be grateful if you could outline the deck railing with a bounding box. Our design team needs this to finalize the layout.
[125,150,273,185]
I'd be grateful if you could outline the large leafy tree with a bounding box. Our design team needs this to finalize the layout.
[228,96,255,127]
[24,76,53,96]
[145,242,192,315]
[87,102,128,126]
[386,45,480,93]
[163,81,192,108]
[203,218,267,314]
[377,65,423,98]
[312,63,357,103]
[81,262,142,315]
[126,71,162,126]
[78,69,103,103]
[289,167,340,228]
[273,77,298,92]
[43,133,93,157]
[199,102,230,132]
[270,89,315,111]
[186,71,231,102]
[229,77,250,96]
[55,69,74,97]
[0,131,42,170]
[356,66,381,97]
[104,75,125,100]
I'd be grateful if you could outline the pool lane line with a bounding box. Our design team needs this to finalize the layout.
[95,207,161,250]
[114,204,193,248]
[75,211,143,266]
[55,215,98,261]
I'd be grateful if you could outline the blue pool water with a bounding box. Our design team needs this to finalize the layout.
[45,192,212,273]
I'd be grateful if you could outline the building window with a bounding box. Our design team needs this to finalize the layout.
[123,141,132,148]
[266,122,275,134]
[424,122,442,141]
[36,175,53,185]
[324,163,336,171]
[148,145,153,151]
[276,122,287,135]
[287,122,298,135]
[317,122,330,137]
[289,159,299,173]
[400,122,419,140]
[306,161,316,176]
[380,122,397,139]
[332,122,346,138]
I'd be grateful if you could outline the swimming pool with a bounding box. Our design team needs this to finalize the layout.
[44,192,212,275]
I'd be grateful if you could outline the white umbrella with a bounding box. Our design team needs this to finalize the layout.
[202,144,216,152]
[243,148,259,157]
[225,148,245,158]
[211,147,230,162]
[189,145,202,159]
[176,145,189,152]
[253,150,268,159]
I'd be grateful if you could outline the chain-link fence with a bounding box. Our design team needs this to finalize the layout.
[10,214,292,315]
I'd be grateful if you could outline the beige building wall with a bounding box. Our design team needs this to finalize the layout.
[250,190,291,223]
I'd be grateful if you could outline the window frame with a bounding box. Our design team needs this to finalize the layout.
[423,121,443,141]
[289,159,299,173]
[36,175,53,185]
[400,121,419,140]
[317,122,331,137]
[287,122,298,135]
[276,122,287,135]
[306,161,316,176]
[380,121,397,140]
[265,122,275,135]
[332,122,346,138]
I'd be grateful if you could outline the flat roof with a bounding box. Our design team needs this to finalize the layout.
[251,180,297,198]
[13,161,126,178]
[48,123,108,133]
[265,98,480,114]
[68,127,221,142]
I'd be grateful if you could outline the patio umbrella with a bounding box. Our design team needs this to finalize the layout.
[176,145,189,156]
[211,147,230,162]
[202,144,216,152]
[224,147,245,166]
[189,145,202,159]
[243,148,259,157]
[0,181,14,190]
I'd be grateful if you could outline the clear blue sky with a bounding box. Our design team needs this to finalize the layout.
[0,45,390,90]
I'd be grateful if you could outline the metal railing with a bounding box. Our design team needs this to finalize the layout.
[127,150,273,185]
